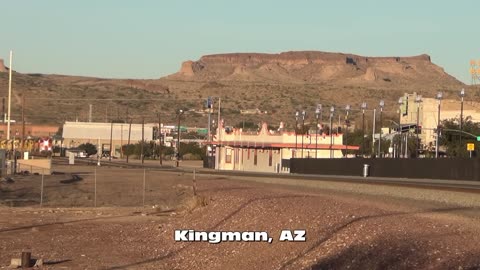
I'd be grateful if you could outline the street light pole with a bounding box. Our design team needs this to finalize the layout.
[460,88,465,154]
[295,111,299,158]
[372,108,376,157]
[315,104,322,159]
[436,92,443,158]
[301,110,306,158]
[329,106,335,158]
[176,109,184,167]
[158,113,163,165]
[415,95,422,157]
[378,100,384,157]
[361,102,367,157]
[398,97,404,158]
[345,105,350,157]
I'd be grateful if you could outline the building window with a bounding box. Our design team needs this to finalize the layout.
[254,149,257,165]
[225,148,232,163]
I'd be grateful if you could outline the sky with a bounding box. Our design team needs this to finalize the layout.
[0,0,478,84]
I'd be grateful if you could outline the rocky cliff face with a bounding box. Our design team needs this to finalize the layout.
[168,51,462,88]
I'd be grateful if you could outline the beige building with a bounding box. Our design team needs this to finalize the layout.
[63,122,159,157]
[214,122,359,173]
[399,92,480,150]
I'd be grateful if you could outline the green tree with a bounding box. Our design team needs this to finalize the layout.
[122,144,136,156]
[343,129,370,156]
[78,143,97,156]
[179,142,205,160]
[439,117,480,157]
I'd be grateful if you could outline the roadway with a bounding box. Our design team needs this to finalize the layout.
[52,157,480,193]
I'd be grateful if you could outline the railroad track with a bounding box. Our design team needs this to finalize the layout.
[51,157,480,193]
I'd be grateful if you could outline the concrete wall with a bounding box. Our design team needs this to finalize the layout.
[290,158,480,181]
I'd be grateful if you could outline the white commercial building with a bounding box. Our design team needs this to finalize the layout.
[62,122,158,157]
[213,122,359,173]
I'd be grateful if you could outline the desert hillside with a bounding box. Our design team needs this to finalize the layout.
[0,51,472,128]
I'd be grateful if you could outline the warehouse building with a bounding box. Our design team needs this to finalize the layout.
[62,121,160,157]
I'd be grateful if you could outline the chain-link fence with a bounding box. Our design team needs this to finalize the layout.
[0,163,198,209]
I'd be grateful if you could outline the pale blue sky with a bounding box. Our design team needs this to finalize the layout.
[1,0,478,83]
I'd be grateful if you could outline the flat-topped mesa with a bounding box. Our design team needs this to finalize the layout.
[170,50,462,88]
[174,51,435,79]
[197,51,431,66]
[0,59,7,72]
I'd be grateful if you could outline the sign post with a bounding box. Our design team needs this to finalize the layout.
[467,143,475,158]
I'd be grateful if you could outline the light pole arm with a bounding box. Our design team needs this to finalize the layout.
[442,129,478,139]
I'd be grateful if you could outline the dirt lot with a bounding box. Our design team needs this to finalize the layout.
[1,164,480,269]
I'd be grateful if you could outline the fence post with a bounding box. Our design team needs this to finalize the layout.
[142,168,146,207]
[40,169,44,207]
[94,167,97,207]
[193,169,197,196]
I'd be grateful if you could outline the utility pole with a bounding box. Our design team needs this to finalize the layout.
[109,121,113,161]
[435,92,443,158]
[120,124,123,159]
[344,105,351,156]
[329,106,335,158]
[141,116,145,164]
[315,104,322,159]
[301,110,306,158]
[372,108,376,156]
[295,111,299,157]
[206,97,213,166]
[215,98,221,170]
[21,95,25,153]
[7,50,13,141]
[460,88,465,154]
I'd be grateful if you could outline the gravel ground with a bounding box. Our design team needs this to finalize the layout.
[1,169,480,269]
